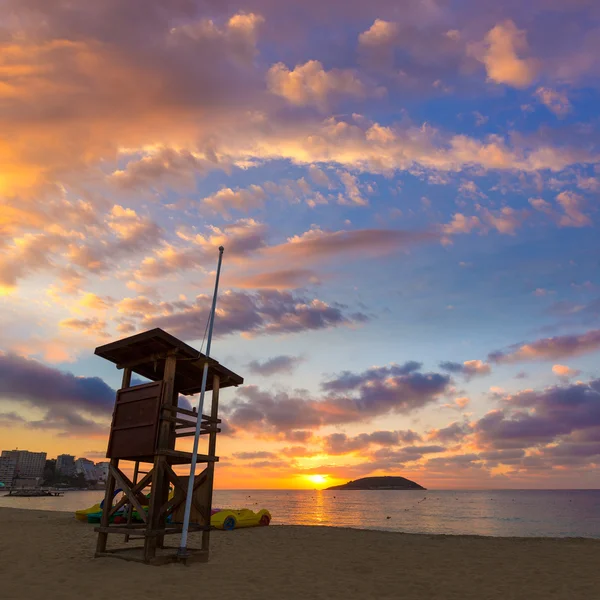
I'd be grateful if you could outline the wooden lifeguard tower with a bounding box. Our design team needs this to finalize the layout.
[93,327,243,565]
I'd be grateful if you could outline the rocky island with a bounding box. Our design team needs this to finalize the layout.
[325,476,426,491]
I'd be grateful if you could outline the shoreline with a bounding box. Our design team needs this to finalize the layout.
[1,505,599,540]
[1,506,598,541]
[1,508,600,600]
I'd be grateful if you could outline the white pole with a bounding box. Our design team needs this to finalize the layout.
[177,245,224,558]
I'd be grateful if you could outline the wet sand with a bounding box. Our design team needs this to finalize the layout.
[1,507,599,600]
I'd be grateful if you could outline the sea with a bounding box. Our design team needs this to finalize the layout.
[1,489,599,538]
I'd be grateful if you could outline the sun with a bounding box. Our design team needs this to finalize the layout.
[306,474,328,486]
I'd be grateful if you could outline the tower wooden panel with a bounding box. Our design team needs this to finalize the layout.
[107,381,163,459]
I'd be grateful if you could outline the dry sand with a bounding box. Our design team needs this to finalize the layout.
[1,507,599,600]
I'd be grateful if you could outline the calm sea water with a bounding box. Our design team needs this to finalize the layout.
[1,489,599,538]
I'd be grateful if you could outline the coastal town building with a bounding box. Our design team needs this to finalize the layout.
[95,462,109,483]
[0,455,17,486]
[75,457,99,481]
[1,449,46,480]
[56,454,76,476]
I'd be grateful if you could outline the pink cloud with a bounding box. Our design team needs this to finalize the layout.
[555,191,591,227]
[134,289,368,340]
[535,87,571,116]
[225,366,450,433]
[489,329,600,363]
[228,269,320,290]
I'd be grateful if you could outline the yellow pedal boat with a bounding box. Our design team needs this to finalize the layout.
[211,508,271,530]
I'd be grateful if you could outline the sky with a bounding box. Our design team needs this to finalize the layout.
[1,0,600,490]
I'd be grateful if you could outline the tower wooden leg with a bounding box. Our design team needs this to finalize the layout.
[202,374,220,553]
[95,458,119,554]
[96,368,130,556]
[144,456,165,561]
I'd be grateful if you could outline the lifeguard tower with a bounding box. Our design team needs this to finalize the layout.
[93,327,243,565]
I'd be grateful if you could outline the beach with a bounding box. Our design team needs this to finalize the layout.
[1,508,599,600]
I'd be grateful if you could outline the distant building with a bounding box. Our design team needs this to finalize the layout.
[75,458,99,481]
[95,462,109,483]
[56,454,76,477]
[1,449,46,481]
[0,455,17,486]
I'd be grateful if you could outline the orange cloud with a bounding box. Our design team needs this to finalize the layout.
[469,20,537,88]
[267,60,369,109]
[552,364,581,378]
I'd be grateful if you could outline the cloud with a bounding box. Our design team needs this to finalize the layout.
[443,214,482,235]
[28,409,108,437]
[479,207,528,235]
[442,207,528,239]
[357,19,400,69]
[577,176,600,192]
[439,359,491,379]
[370,444,446,463]
[552,364,582,378]
[555,191,591,227]
[136,218,267,279]
[308,165,332,187]
[1,0,599,212]
[474,378,600,450]
[535,87,571,116]
[322,429,422,455]
[0,351,115,415]
[0,202,162,291]
[442,396,471,410]
[338,172,369,206]
[488,329,600,363]
[458,180,486,199]
[0,5,270,198]
[201,185,267,217]
[267,60,368,109]
[359,19,399,48]
[228,269,320,290]
[171,12,264,63]
[428,421,471,444]
[140,289,368,340]
[473,111,489,126]
[321,361,422,392]
[111,148,224,190]
[223,365,451,433]
[262,226,436,264]
[469,20,537,88]
[0,351,116,436]
[232,451,277,460]
[247,355,304,376]
[77,293,113,312]
[59,317,109,338]
[0,411,27,427]
[529,192,592,228]
[356,15,466,83]
[135,222,435,284]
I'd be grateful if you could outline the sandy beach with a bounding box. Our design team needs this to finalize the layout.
[1,508,599,600]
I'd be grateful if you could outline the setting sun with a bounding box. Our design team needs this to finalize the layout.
[306,474,328,486]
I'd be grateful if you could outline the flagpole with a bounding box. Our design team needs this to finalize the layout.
[177,245,224,558]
